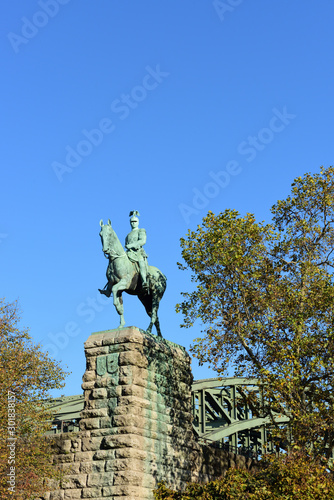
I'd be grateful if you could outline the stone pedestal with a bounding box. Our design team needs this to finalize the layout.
[80,327,194,499]
[45,327,254,500]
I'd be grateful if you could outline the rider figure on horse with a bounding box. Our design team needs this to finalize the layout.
[99,211,149,297]
[125,210,149,290]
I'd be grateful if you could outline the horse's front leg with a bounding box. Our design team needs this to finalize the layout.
[112,279,128,328]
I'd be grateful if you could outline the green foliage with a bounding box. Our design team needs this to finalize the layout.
[0,299,68,499]
[177,166,334,458]
[154,453,334,499]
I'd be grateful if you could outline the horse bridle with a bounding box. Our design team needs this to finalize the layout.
[103,248,127,261]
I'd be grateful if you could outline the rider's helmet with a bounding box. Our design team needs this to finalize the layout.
[129,210,140,224]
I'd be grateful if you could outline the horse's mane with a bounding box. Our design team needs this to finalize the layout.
[104,224,125,255]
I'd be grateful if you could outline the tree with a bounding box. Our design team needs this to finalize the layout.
[0,298,68,499]
[177,166,334,459]
[154,452,334,499]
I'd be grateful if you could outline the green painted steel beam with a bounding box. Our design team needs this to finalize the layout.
[192,377,259,391]
[46,394,84,420]
[196,413,290,442]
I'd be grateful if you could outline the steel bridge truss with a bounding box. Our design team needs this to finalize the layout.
[192,377,289,457]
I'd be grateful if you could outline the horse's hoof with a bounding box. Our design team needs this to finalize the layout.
[98,288,111,297]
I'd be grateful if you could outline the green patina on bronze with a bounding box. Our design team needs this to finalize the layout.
[96,353,119,376]
[98,212,167,336]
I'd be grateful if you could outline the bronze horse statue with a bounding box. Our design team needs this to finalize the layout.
[98,219,167,337]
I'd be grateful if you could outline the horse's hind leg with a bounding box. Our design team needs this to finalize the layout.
[138,290,162,337]
[149,291,162,337]
[155,317,162,337]
[137,294,154,334]
[146,304,155,334]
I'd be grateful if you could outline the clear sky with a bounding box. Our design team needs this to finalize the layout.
[1,1,333,396]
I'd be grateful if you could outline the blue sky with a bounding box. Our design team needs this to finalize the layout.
[1,1,333,396]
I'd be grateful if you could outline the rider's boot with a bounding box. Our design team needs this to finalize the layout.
[98,284,111,297]
[139,261,149,292]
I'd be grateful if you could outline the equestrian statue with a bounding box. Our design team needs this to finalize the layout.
[98,211,167,337]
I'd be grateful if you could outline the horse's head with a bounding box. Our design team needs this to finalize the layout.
[99,219,124,258]
[99,219,113,256]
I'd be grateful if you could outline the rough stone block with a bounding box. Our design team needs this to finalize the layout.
[84,333,105,348]
[93,449,115,461]
[81,436,103,452]
[112,414,145,429]
[102,434,143,449]
[87,472,113,487]
[64,489,82,499]
[82,370,96,382]
[53,453,74,464]
[86,356,96,371]
[57,462,80,475]
[90,428,113,437]
[119,350,148,368]
[114,447,147,461]
[112,327,145,345]
[118,365,149,386]
[117,395,153,410]
[105,457,147,473]
[61,474,87,489]
[107,396,118,410]
[121,384,145,398]
[79,418,100,430]
[92,399,109,409]
[52,437,72,454]
[81,408,108,419]
[70,437,82,453]
[80,460,105,474]
[113,404,169,423]
[99,416,112,428]
[113,470,146,486]
[86,346,109,357]
[102,485,150,498]
[101,335,120,346]
[49,492,64,500]
[95,376,117,388]
[92,388,108,399]
[81,487,102,498]
[73,451,93,462]
[84,390,93,402]
[81,381,96,390]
